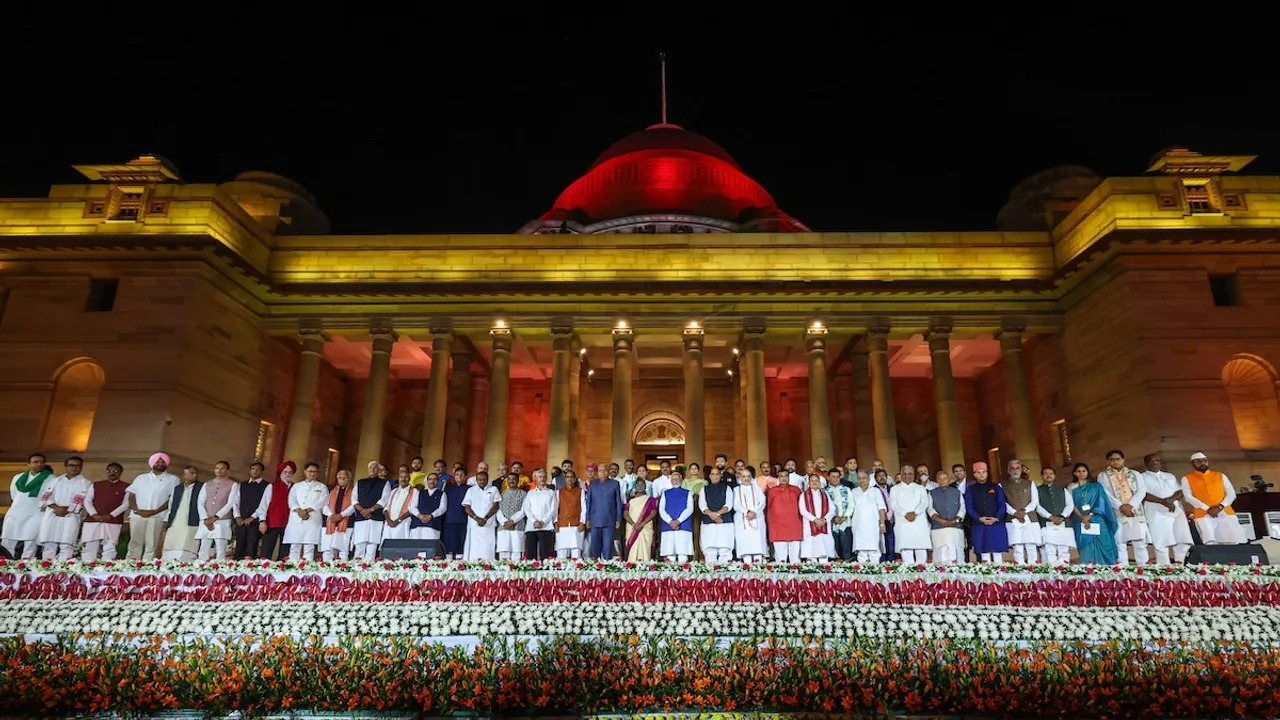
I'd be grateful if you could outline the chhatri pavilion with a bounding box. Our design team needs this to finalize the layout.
[1,126,1278,497]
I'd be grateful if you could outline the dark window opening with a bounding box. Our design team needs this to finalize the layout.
[86,279,118,312]
[1209,274,1239,307]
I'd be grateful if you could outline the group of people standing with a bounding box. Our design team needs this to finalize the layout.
[1,447,1247,566]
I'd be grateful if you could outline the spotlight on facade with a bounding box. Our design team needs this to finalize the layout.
[688,320,699,329]
[616,319,629,330]
[587,369,595,377]
[732,347,740,355]
[579,347,587,356]
[490,319,511,337]
[808,320,828,335]
[727,369,734,377]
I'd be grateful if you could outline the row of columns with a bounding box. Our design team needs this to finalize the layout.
[279,317,1042,477]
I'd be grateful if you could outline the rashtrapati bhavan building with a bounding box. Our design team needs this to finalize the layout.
[2,125,1279,502]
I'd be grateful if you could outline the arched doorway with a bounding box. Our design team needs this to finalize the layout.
[1222,354,1280,450]
[43,358,106,452]
[633,412,686,471]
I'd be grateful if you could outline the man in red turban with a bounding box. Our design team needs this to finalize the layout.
[258,461,296,560]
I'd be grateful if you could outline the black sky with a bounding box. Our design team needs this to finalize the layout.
[4,13,1276,235]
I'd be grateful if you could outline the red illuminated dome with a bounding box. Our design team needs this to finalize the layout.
[520,123,808,234]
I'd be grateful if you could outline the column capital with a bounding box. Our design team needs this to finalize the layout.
[428,316,454,336]
[369,330,397,354]
[298,325,331,342]
[924,317,953,341]
[866,317,892,337]
[490,330,513,353]
[743,315,767,337]
[550,315,574,337]
[682,326,705,352]
[451,346,472,362]
[995,317,1027,339]
[805,331,828,353]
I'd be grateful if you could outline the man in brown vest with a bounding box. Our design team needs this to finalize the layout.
[81,462,129,561]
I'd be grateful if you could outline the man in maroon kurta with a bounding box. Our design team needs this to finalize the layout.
[765,483,803,562]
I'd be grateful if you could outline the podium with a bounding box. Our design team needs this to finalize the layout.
[1234,491,1280,540]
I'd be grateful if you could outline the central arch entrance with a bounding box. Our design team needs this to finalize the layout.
[633,412,686,471]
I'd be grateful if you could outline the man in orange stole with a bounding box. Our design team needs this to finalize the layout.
[1180,452,1244,545]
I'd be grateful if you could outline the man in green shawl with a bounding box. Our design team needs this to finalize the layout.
[2,453,53,558]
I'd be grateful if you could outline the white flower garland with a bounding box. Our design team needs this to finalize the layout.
[5,600,1279,643]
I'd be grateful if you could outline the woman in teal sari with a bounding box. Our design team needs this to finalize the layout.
[1071,462,1118,565]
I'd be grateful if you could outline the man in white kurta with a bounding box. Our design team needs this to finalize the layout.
[1099,450,1151,565]
[659,471,695,561]
[352,462,392,562]
[733,473,768,563]
[890,475,932,564]
[162,468,203,561]
[1140,453,1195,564]
[81,463,130,561]
[799,475,837,561]
[850,472,888,563]
[321,471,356,562]
[36,457,92,561]
[1181,452,1245,545]
[698,475,736,563]
[382,469,418,544]
[285,463,329,560]
[461,472,500,560]
[2,453,53,558]
[1002,461,1043,565]
[195,462,238,561]
[126,453,180,560]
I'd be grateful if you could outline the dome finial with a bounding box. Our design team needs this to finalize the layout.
[659,52,668,125]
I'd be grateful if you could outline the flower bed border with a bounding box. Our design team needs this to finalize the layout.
[3,556,1275,580]
[6,635,1280,719]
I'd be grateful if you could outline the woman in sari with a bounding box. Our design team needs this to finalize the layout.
[1071,462,1119,565]
[625,478,658,561]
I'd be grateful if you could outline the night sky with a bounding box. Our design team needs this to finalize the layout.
[5,15,1276,235]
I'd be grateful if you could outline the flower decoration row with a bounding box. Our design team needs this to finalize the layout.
[4,556,1275,579]
[5,600,1278,642]
[6,573,1279,608]
[4,634,1280,719]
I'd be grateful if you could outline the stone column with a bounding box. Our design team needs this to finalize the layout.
[568,336,583,466]
[355,327,397,471]
[851,344,876,469]
[682,324,706,465]
[743,317,770,464]
[610,324,636,465]
[545,318,574,471]
[926,320,965,472]
[805,326,834,463]
[420,319,453,463]
[996,320,1043,476]
[833,372,856,462]
[867,320,900,469]
[282,327,329,464]
[483,327,513,467]
[443,346,472,466]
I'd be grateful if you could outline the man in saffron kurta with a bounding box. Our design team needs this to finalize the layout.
[1181,452,1245,545]
[765,481,803,563]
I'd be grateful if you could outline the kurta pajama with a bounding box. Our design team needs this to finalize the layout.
[965,482,1009,559]
[798,489,836,560]
[2,469,52,557]
[1099,468,1150,565]
[383,486,418,542]
[1182,470,1245,545]
[162,483,202,561]
[496,488,528,557]
[284,480,328,559]
[125,472,179,560]
[1003,477,1043,564]
[733,481,768,559]
[765,484,803,562]
[1140,471,1193,563]
[81,479,129,561]
[461,485,500,560]
[659,487,695,558]
[320,485,356,560]
[36,474,91,560]
[850,485,887,560]
[927,485,966,563]
[521,488,558,560]
[889,483,932,561]
[1035,483,1077,565]
[555,486,586,555]
[195,478,237,561]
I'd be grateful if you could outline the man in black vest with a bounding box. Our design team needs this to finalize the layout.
[234,461,270,559]
[351,461,390,562]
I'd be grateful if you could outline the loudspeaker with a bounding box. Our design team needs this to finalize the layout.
[1187,543,1269,566]
[378,538,439,560]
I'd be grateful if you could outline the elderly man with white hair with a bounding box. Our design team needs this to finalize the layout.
[351,460,392,561]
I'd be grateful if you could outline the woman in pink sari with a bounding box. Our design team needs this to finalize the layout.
[625,479,658,561]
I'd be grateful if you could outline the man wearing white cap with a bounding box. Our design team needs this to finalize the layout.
[125,452,180,560]
[1180,452,1245,545]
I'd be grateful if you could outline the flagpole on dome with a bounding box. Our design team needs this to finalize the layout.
[660,52,667,125]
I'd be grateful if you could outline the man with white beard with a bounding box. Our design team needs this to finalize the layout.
[36,457,92,560]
